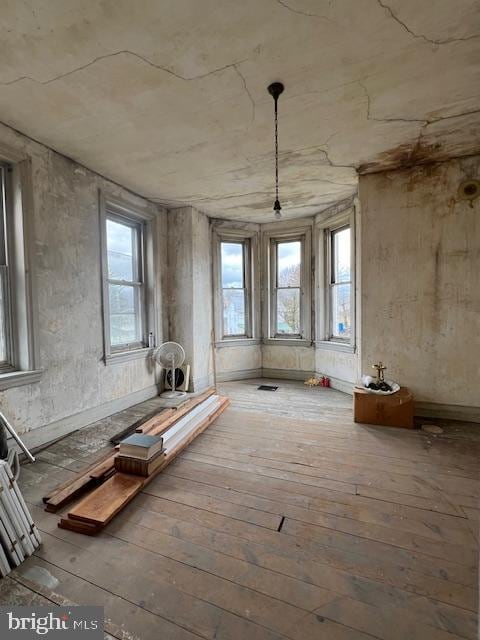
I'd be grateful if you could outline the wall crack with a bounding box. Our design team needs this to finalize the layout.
[376,0,480,45]
[233,65,256,125]
[359,80,480,127]
[275,0,332,20]
[0,50,249,87]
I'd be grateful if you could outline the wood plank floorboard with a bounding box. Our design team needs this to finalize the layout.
[0,378,477,640]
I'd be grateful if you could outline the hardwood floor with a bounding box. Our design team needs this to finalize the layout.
[1,379,478,639]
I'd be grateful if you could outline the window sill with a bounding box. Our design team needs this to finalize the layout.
[315,340,356,354]
[0,369,43,390]
[262,338,312,347]
[215,338,260,348]
[104,347,153,365]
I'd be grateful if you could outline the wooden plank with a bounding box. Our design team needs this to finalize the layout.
[68,473,143,526]
[58,518,101,535]
[136,388,216,435]
[42,449,115,502]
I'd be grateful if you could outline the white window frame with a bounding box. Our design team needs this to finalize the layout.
[316,207,355,352]
[263,226,312,344]
[0,145,41,390]
[220,239,251,339]
[213,226,260,347]
[100,192,158,363]
[0,163,15,373]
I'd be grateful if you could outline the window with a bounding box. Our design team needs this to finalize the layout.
[0,150,41,389]
[100,193,157,361]
[329,225,352,341]
[265,229,311,342]
[315,208,355,350]
[213,227,258,345]
[274,240,301,336]
[106,215,144,349]
[220,241,248,337]
[0,164,13,372]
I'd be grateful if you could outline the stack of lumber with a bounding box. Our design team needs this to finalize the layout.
[43,390,229,535]
[0,460,41,577]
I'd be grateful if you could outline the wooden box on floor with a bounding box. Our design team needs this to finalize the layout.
[353,386,414,428]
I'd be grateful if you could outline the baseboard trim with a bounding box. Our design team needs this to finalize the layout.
[10,384,160,451]
[415,402,480,424]
[316,373,354,395]
[216,367,356,392]
[216,368,262,382]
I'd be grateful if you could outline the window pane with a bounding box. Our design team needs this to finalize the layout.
[331,283,351,339]
[277,241,301,287]
[223,288,246,336]
[277,288,300,334]
[109,283,140,345]
[333,227,351,283]
[107,218,136,281]
[221,242,244,288]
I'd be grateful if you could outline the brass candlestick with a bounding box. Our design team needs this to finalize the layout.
[372,362,387,384]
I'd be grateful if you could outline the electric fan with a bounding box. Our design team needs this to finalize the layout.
[153,342,187,399]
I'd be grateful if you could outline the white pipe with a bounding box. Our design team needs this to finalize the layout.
[0,410,35,463]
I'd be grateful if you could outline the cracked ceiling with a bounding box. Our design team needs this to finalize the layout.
[0,0,479,221]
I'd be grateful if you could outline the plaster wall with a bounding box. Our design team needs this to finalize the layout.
[315,349,357,387]
[0,123,167,447]
[262,344,315,378]
[167,206,214,391]
[359,156,480,410]
[215,345,262,381]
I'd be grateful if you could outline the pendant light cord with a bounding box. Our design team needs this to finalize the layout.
[274,96,279,203]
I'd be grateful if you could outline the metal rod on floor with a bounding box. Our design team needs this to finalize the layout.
[0,410,35,463]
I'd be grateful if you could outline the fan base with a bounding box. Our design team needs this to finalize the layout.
[160,390,187,399]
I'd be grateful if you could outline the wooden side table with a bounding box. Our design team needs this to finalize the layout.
[354,386,414,429]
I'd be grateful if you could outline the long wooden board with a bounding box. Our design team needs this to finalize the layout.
[59,396,229,532]
[68,474,143,526]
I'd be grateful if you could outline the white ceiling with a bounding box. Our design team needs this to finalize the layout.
[0,0,479,221]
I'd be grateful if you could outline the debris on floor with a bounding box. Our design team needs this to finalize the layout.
[421,424,444,435]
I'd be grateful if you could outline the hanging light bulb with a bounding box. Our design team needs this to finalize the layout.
[268,82,284,220]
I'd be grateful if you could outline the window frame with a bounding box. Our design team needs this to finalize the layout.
[105,212,146,352]
[219,239,251,339]
[263,225,312,344]
[315,207,356,351]
[0,163,15,373]
[328,224,353,342]
[270,236,304,339]
[99,192,157,363]
[212,225,259,347]
[0,144,42,390]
